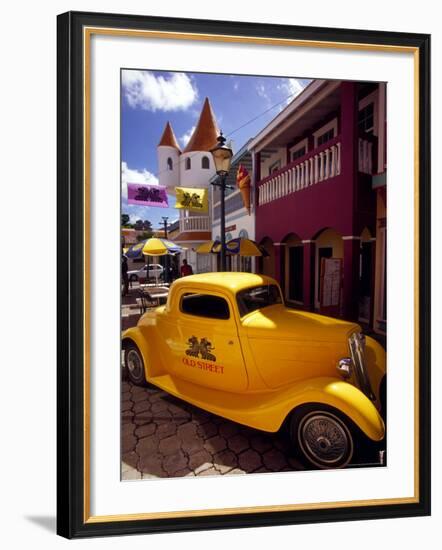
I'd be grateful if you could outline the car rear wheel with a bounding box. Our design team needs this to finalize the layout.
[124,342,147,386]
[290,406,354,469]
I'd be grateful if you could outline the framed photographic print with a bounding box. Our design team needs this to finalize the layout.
[57,10,431,538]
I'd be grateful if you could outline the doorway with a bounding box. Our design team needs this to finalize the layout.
[288,245,304,302]
[317,247,333,305]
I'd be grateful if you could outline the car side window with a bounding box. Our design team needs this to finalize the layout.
[180,293,230,320]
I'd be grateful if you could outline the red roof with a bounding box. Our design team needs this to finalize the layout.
[158,121,181,151]
[183,98,219,153]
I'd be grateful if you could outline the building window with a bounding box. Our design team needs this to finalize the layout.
[291,146,306,162]
[201,156,210,169]
[317,129,334,146]
[358,103,374,134]
[167,157,173,170]
[185,158,191,170]
[269,160,281,175]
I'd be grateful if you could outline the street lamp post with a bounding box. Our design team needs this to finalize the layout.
[210,132,233,271]
[162,216,169,284]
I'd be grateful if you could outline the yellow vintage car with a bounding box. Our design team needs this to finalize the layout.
[122,273,386,469]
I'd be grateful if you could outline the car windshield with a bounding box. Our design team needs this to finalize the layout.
[236,285,282,317]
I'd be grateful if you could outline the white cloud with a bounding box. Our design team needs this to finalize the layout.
[121,161,159,200]
[179,125,196,147]
[277,78,305,104]
[256,83,270,101]
[256,82,273,109]
[122,70,198,112]
[126,206,151,225]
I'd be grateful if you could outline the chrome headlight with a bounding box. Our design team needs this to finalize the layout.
[348,332,375,401]
[336,357,353,379]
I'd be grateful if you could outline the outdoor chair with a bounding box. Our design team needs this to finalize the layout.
[137,289,159,314]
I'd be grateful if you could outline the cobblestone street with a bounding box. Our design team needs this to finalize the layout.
[121,376,304,480]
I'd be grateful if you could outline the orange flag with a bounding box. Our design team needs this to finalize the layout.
[236,164,251,214]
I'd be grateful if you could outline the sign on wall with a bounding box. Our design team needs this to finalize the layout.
[320,258,343,315]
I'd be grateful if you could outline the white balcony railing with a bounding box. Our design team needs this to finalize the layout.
[258,140,341,206]
[179,215,210,233]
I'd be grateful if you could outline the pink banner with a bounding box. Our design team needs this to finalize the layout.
[127,183,169,208]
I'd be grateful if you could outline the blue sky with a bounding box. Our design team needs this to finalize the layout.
[121,69,310,229]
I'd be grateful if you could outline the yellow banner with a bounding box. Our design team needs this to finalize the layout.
[175,187,208,213]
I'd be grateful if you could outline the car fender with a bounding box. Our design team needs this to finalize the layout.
[364,335,386,405]
[276,377,385,441]
[122,326,164,379]
[152,375,386,440]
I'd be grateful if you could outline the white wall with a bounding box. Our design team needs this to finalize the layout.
[179,151,216,188]
[157,145,180,189]
[1,2,439,550]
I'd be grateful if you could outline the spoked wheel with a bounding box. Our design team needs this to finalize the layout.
[290,406,354,469]
[124,342,147,386]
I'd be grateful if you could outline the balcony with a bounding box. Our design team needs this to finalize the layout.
[258,137,341,206]
[179,215,210,233]
[257,133,377,206]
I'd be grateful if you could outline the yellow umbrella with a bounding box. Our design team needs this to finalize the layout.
[196,238,266,257]
[142,237,182,256]
[195,240,221,254]
[225,238,265,257]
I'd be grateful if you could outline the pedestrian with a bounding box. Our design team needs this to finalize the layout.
[180,259,193,277]
[121,255,129,296]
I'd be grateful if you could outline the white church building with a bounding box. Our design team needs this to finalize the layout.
[157,97,219,273]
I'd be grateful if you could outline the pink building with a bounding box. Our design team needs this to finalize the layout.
[249,80,387,333]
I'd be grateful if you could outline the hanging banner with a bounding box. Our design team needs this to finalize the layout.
[175,187,208,213]
[127,183,169,208]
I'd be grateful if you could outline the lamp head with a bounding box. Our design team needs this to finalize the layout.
[210,132,233,175]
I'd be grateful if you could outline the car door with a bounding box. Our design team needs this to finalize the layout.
[164,288,249,392]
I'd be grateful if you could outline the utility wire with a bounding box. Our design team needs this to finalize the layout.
[136,88,303,182]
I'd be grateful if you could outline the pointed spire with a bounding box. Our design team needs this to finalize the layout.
[158,121,181,151]
[183,98,219,153]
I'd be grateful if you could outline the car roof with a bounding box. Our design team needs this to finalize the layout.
[171,272,278,295]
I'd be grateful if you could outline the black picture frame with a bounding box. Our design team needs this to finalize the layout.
[57,11,431,539]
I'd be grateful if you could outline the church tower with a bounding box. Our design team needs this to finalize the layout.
[179,97,218,188]
[156,98,220,274]
[157,121,181,190]
[157,98,219,191]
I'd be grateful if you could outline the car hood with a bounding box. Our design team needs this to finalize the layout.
[241,305,360,390]
[241,304,360,342]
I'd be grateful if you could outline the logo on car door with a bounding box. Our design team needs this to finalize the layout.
[185,336,216,362]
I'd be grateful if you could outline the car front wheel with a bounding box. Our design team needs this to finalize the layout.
[124,342,147,386]
[129,275,138,283]
[290,406,354,469]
